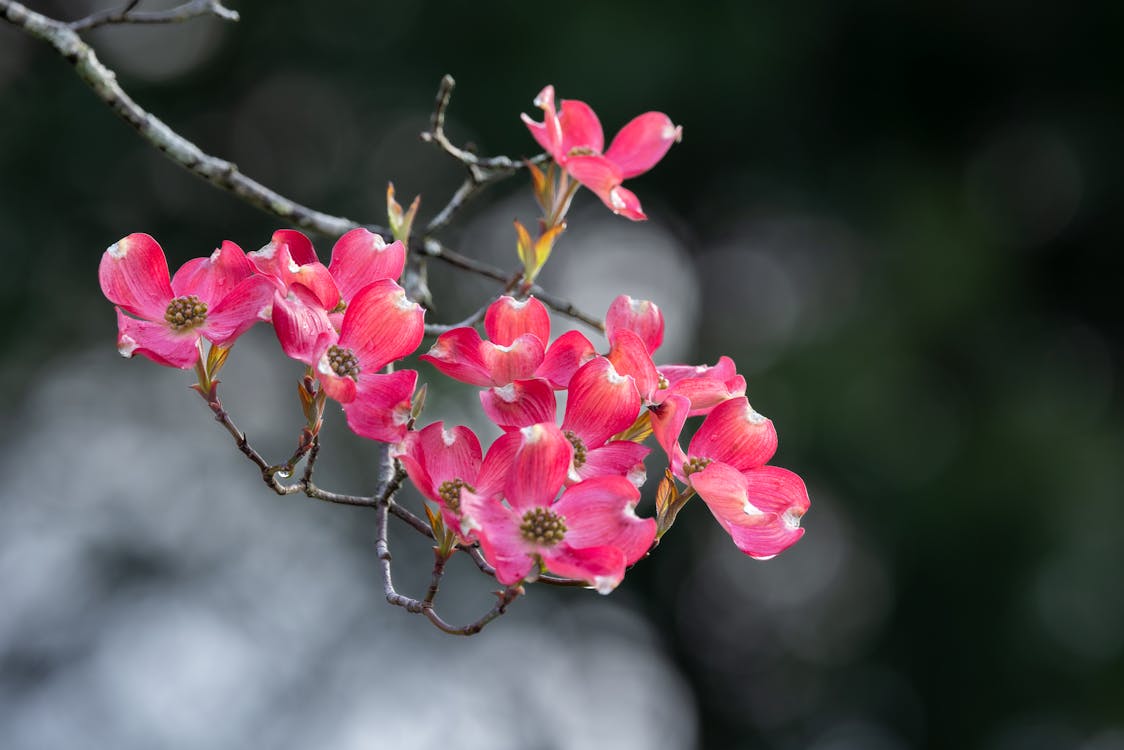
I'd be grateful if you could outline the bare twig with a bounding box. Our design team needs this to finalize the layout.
[1,0,362,238]
[420,75,550,235]
[69,0,238,32]
[419,238,605,332]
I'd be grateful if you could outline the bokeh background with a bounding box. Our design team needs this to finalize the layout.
[2,1,1123,748]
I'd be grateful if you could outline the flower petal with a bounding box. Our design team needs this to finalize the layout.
[484,295,550,347]
[688,396,777,472]
[171,240,255,306]
[649,394,690,480]
[328,228,405,303]
[555,475,655,566]
[202,275,274,348]
[691,463,809,560]
[577,441,651,484]
[607,329,660,402]
[114,307,199,369]
[99,233,173,320]
[521,85,564,160]
[604,112,681,179]
[505,423,571,510]
[480,378,557,430]
[480,334,546,386]
[272,288,336,364]
[605,295,664,354]
[537,330,598,388]
[562,357,641,448]
[339,280,425,371]
[420,328,493,387]
[459,491,534,585]
[558,98,604,156]
[342,369,418,443]
[395,421,483,504]
[541,544,627,594]
[271,229,319,266]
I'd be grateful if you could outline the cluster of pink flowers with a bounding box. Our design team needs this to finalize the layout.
[403,294,809,590]
[97,84,810,597]
[99,227,424,442]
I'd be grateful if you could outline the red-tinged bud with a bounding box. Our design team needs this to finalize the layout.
[515,220,565,284]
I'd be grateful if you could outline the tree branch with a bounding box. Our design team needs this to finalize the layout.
[68,0,238,32]
[1,0,361,238]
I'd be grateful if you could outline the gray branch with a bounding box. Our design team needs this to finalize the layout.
[69,0,239,32]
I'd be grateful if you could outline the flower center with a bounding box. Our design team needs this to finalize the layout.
[437,477,473,514]
[564,430,587,469]
[657,374,670,390]
[682,456,712,476]
[519,507,567,547]
[164,295,207,331]
[326,345,360,379]
[566,146,598,157]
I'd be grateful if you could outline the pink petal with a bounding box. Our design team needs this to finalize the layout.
[521,85,565,160]
[479,334,546,386]
[484,295,550,347]
[202,275,274,348]
[604,112,681,179]
[459,491,534,585]
[395,422,482,501]
[474,430,521,499]
[658,356,745,415]
[272,229,319,266]
[342,369,418,443]
[540,544,627,594]
[554,475,654,566]
[565,156,648,219]
[607,329,660,402]
[480,378,557,430]
[170,240,254,306]
[115,308,199,369]
[504,423,571,510]
[99,233,173,320]
[283,257,339,312]
[649,394,690,480]
[339,280,425,371]
[271,288,336,364]
[562,357,641,448]
[557,98,604,157]
[577,441,651,484]
[537,330,598,388]
[420,328,493,387]
[328,228,405,302]
[688,397,778,473]
[605,295,664,354]
[690,463,809,560]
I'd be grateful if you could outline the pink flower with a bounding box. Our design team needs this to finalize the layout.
[277,279,425,443]
[522,85,681,221]
[479,358,648,485]
[652,395,809,559]
[420,295,552,387]
[99,233,272,368]
[460,423,655,592]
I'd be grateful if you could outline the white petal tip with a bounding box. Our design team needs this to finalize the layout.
[593,577,617,595]
[117,335,138,357]
[106,242,125,259]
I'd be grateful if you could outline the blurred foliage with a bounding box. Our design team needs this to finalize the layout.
[2,0,1123,748]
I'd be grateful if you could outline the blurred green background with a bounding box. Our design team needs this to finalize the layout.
[2,1,1122,748]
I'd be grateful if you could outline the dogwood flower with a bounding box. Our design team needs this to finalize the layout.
[522,85,681,221]
[99,233,272,368]
[459,423,655,592]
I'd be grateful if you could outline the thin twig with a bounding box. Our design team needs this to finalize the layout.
[69,0,238,32]
[1,0,362,238]
[420,75,550,235]
[419,238,605,332]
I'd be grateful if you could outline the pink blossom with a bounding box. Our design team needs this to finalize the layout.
[420,296,551,387]
[522,85,681,221]
[653,395,809,559]
[99,233,272,368]
[281,279,425,443]
[460,423,655,592]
